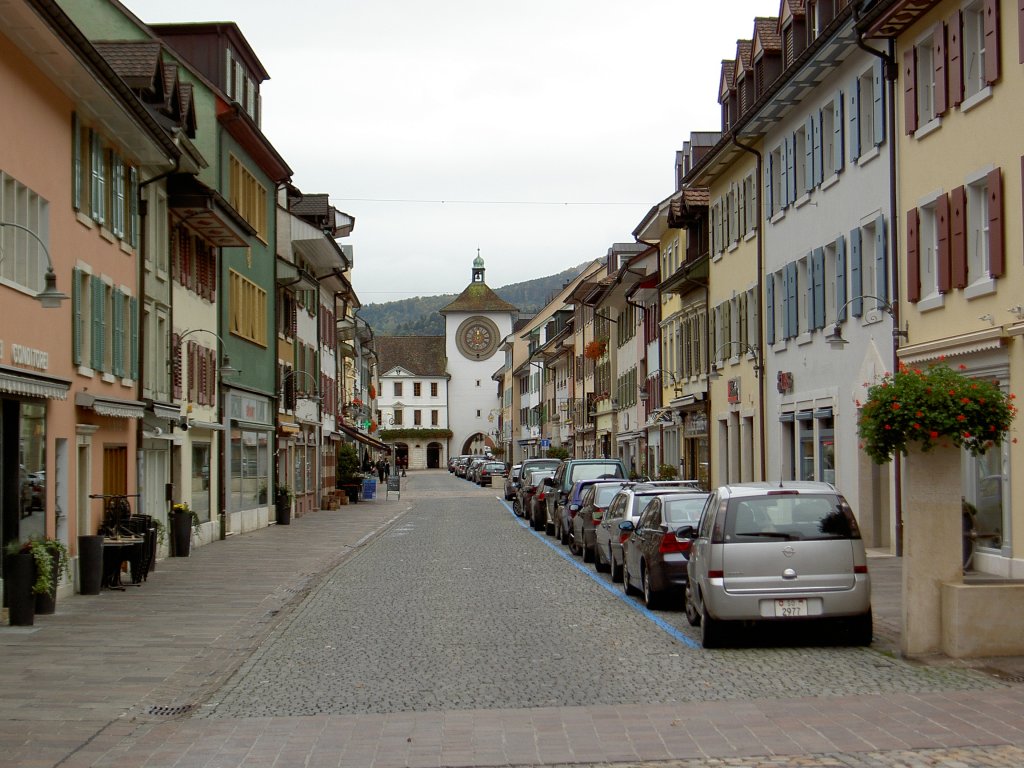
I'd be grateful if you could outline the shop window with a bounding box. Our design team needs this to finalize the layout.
[191,443,211,522]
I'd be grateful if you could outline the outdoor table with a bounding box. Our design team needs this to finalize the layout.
[101,537,145,590]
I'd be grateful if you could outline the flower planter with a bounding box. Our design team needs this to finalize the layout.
[7,553,36,626]
[170,511,192,557]
[77,535,103,595]
[34,546,63,615]
[275,490,292,525]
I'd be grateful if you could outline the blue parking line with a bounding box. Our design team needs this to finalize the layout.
[496,497,700,650]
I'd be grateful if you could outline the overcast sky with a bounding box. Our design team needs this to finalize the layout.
[125,0,773,304]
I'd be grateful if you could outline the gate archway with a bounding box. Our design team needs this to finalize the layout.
[461,432,491,456]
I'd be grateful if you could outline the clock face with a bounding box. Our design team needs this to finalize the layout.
[455,316,500,359]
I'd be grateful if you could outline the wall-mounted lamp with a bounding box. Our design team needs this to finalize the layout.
[826,296,908,350]
[171,328,239,381]
[281,368,321,404]
[0,221,69,308]
[708,342,760,380]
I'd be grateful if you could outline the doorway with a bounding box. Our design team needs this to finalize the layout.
[426,442,442,469]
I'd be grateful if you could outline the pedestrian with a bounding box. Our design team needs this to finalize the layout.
[376,458,387,482]
[400,456,407,476]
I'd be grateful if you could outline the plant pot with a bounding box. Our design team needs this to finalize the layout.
[7,552,36,626]
[170,511,192,557]
[34,547,62,615]
[77,535,103,595]
[275,491,292,525]
[340,482,360,504]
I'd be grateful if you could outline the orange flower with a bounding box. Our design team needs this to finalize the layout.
[959,363,967,370]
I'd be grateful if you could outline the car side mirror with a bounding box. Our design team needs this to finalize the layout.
[542,477,554,487]
[676,525,697,539]
[618,520,635,532]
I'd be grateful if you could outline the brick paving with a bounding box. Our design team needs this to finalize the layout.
[1,470,1022,768]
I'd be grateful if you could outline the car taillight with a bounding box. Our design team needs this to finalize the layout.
[659,533,691,555]
[618,531,630,544]
[590,507,605,525]
[854,564,868,574]
[708,570,724,579]
[537,492,546,501]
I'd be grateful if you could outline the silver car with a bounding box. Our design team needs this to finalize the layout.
[682,481,872,648]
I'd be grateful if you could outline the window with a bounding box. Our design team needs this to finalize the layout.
[413,382,421,397]
[766,145,784,217]
[794,125,809,199]
[228,155,268,242]
[414,410,421,426]
[394,382,402,397]
[962,3,987,98]
[917,33,937,126]
[797,256,809,333]
[393,409,403,426]
[431,409,439,426]
[966,174,990,283]
[71,268,138,379]
[824,240,838,324]
[0,172,48,295]
[228,269,268,346]
[821,93,843,179]
[430,382,438,397]
[920,201,941,299]
[851,62,885,159]
[741,172,756,236]
[71,115,138,244]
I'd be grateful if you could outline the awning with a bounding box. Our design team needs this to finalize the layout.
[0,366,70,400]
[168,175,255,246]
[75,391,146,419]
[897,327,1005,365]
[150,401,181,420]
[278,423,300,435]
[338,422,390,452]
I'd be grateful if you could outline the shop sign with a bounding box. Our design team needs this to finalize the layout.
[777,371,793,394]
[684,411,708,437]
[0,340,50,371]
[229,393,269,424]
[727,377,740,403]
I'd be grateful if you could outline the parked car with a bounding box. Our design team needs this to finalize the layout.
[620,490,709,608]
[478,461,507,486]
[542,458,627,538]
[450,455,474,473]
[557,477,627,548]
[466,458,488,482]
[593,482,697,582]
[681,481,872,648]
[569,480,627,562]
[504,464,522,500]
[516,468,555,521]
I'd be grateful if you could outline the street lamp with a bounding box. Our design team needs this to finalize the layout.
[280,368,321,404]
[0,221,68,308]
[172,328,238,380]
[708,341,761,381]
[825,296,908,349]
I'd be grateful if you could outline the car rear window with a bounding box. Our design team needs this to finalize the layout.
[593,485,621,506]
[527,470,554,486]
[569,463,624,483]
[725,494,860,541]
[663,496,708,525]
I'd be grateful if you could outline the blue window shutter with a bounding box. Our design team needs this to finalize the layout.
[765,152,775,219]
[835,235,847,322]
[874,214,888,303]
[129,167,139,248]
[804,115,815,192]
[766,276,776,345]
[72,113,81,211]
[781,138,790,208]
[813,111,824,186]
[850,227,863,317]
[71,268,82,365]
[130,296,139,380]
[849,78,861,161]
[833,91,844,173]
[788,263,799,338]
[112,289,124,377]
[91,278,104,370]
[873,58,885,146]
[806,252,816,332]
[813,247,826,329]
[787,134,798,203]
[89,131,100,221]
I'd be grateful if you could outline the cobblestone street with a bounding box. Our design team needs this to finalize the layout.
[2,470,1023,767]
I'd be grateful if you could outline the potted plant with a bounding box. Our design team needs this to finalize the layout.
[656,463,678,480]
[33,537,71,615]
[275,484,294,525]
[4,538,58,625]
[337,443,362,504]
[169,502,200,557]
[584,339,607,360]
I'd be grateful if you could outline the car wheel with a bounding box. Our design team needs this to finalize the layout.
[700,600,726,649]
[642,566,660,609]
[559,522,570,546]
[622,563,636,596]
[684,583,701,627]
[512,499,521,516]
[850,610,873,646]
[593,543,608,572]
[568,532,581,557]
[610,548,623,583]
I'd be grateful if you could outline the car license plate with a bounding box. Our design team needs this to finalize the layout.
[774,598,807,617]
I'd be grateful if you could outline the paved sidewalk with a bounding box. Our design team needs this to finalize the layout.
[1,472,1023,768]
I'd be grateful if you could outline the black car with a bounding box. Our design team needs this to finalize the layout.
[478,461,507,486]
[620,491,709,609]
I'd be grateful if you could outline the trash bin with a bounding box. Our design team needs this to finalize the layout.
[362,478,376,500]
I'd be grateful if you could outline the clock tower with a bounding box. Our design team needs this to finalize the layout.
[441,255,518,457]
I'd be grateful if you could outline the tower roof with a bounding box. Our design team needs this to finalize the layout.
[439,281,518,314]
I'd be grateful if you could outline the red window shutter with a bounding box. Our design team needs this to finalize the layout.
[903,48,918,134]
[289,298,297,338]
[950,185,968,288]
[906,208,921,302]
[933,21,947,115]
[984,0,1000,84]
[937,193,951,292]
[198,348,207,406]
[172,332,182,399]
[1019,0,1024,63]
[948,10,963,107]
[210,250,217,301]
[988,167,1003,277]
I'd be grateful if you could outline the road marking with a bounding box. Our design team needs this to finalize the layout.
[496,497,700,650]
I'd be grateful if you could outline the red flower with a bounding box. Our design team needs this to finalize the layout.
[961,397,971,404]
[959,364,967,370]
[912,423,921,429]
[963,432,972,439]
[915,411,923,418]
[883,424,891,430]
[929,431,939,439]
[891,402,901,410]
[956,414,967,422]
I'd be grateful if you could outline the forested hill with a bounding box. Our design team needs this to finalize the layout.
[360,262,592,336]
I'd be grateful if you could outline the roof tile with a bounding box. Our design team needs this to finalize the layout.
[375,336,447,377]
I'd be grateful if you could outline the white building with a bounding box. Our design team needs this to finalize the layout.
[440,256,517,457]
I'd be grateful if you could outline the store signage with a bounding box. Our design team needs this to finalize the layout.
[727,377,740,404]
[0,340,49,370]
[777,371,793,394]
[684,411,708,437]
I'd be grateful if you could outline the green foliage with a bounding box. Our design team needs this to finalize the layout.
[379,428,453,441]
[546,446,570,460]
[858,361,1017,464]
[360,263,590,336]
[337,443,362,481]
[5,537,68,595]
[656,464,678,480]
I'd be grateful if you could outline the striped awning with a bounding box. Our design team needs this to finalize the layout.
[75,391,146,419]
[0,366,70,400]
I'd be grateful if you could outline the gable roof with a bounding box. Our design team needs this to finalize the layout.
[753,16,782,53]
[439,281,518,315]
[375,336,447,377]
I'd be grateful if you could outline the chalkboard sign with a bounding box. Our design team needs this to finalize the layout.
[386,475,401,498]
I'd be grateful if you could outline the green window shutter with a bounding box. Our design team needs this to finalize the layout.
[129,296,139,380]
[71,268,82,365]
[72,113,81,211]
[128,167,139,248]
[90,131,102,223]
[112,155,125,239]
[112,289,124,377]
[91,278,103,370]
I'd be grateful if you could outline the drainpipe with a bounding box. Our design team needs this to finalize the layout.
[854,7,903,555]
[729,133,767,481]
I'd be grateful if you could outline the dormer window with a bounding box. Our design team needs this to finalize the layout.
[225,48,261,126]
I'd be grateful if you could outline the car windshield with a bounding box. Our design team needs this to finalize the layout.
[726,493,860,541]
[571,464,623,482]
[663,496,708,525]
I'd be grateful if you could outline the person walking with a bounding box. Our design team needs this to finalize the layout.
[376,458,389,483]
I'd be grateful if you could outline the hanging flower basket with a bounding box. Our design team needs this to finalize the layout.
[369,420,378,433]
[858,361,1016,464]
[368,385,376,400]
[584,339,607,361]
